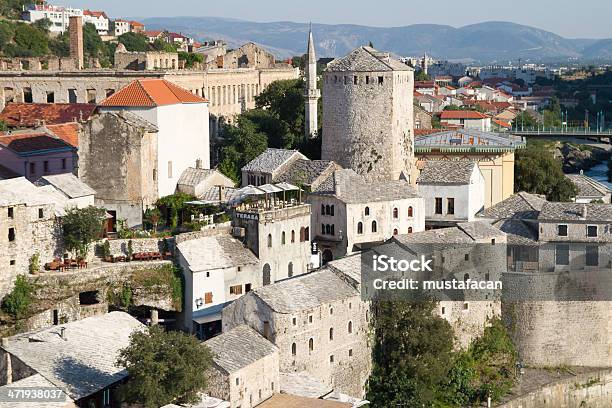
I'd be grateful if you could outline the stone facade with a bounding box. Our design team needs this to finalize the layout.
[322,47,415,182]
[69,16,84,70]
[216,43,276,70]
[114,46,179,71]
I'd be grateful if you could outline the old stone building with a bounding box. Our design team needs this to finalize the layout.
[322,46,415,182]
[478,194,612,367]
[566,172,611,203]
[222,269,371,398]
[176,167,235,198]
[417,160,485,228]
[215,43,277,70]
[113,43,180,71]
[78,110,159,228]
[415,129,525,207]
[204,325,280,407]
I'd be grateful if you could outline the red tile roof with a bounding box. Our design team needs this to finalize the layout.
[144,30,164,37]
[493,119,511,128]
[415,129,443,136]
[0,103,96,128]
[99,79,207,107]
[0,131,73,154]
[83,10,108,19]
[129,21,144,27]
[47,123,79,147]
[440,110,490,120]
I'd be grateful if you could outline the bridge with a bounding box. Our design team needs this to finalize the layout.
[511,127,612,140]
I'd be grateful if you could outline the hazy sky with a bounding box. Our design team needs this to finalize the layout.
[61,0,612,39]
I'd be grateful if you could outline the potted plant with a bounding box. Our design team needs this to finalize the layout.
[127,239,134,261]
[102,240,112,262]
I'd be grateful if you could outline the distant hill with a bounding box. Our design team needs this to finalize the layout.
[140,17,612,63]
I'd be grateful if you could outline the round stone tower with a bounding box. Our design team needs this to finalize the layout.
[322,46,415,182]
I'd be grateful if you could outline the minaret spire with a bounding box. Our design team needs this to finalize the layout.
[304,23,320,138]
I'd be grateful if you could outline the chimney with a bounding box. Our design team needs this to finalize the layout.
[195,158,202,169]
[582,204,588,219]
[69,16,84,70]
[218,185,224,202]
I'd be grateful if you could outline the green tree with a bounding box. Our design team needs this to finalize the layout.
[542,96,562,127]
[0,21,15,54]
[62,206,106,258]
[414,70,431,81]
[152,38,177,53]
[117,325,213,408]
[218,116,268,182]
[118,32,149,52]
[255,78,305,138]
[13,23,48,56]
[1,275,34,319]
[515,141,577,201]
[178,51,203,68]
[156,193,197,228]
[366,300,455,406]
[32,17,51,32]
[144,207,162,232]
[0,0,34,19]
[48,32,70,57]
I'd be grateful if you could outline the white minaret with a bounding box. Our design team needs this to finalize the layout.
[304,24,320,138]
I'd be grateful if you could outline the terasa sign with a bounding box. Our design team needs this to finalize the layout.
[372,255,433,272]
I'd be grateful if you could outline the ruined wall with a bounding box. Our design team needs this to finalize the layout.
[114,50,179,71]
[221,43,276,69]
[322,70,414,181]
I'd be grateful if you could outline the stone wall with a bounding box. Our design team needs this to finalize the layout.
[114,50,179,71]
[220,43,276,70]
[498,368,612,408]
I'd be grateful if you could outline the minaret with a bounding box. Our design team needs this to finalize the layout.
[421,52,428,75]
[304,24,320,138]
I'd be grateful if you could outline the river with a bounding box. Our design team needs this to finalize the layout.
[585,162,612,188]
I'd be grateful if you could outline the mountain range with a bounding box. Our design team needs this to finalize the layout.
[140,17,612,63]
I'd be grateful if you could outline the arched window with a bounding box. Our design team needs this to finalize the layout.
[300,227,305,242]
[371,220,377,233]
[365,206,370,216]
[267,234,272,247]
[263,264,271,286]
[325,224,331,235]
[291,230,295,243]
[325,204,330,215]
[321,223,325,234]
[464,273,469,281]
[309,338,314,352]
[321,204,325,214]
[291,343,296,356]
[330,225,335,235]
[393,228,398,235]
[393,207,399,219]
[282,231,286,244]
[288,262,293,277]
[408,227,413,233]
[330,205,335,216]
[357,222,363,234]
[408,206,413,217]
[305,227,309,241]
[348,321,353,334]
[329,327,334,340]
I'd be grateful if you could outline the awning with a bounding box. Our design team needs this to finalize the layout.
[259,183,284,193]
[275,181,301,191]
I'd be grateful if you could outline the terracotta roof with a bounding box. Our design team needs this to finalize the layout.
[144,30,163,37]
[99,79,207,107]
[0,103,95,127]
[414,128,442,136]
[83,10,108,19]
[129,21,144,27]
[493,119,511,128]
[46,123,79,147]
[0,131,73,154]
[258,394,350,408]
[440,110,490,120]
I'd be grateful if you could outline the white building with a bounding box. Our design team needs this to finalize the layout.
[113,19,130,37]
[440,111,492,131]
[21,4,82,33]
[417,161,485,228]
[98,79,210,198]
[34,173,96,208]
[82,10,109,36]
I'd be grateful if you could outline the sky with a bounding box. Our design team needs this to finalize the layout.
[61,0,612,39]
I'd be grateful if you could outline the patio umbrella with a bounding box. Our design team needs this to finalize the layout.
[274,182,301,202]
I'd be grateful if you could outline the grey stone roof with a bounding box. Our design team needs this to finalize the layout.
[177,167,218,187]
[538,202,612,222]
[393,221,504,247]
[566,174,610,198]
[415,129,525,151]
[313,169,420,203]
[1,312,144,401]
[201,186,240,203]
[457,221,506,240]
[492,219,539,245]
[280,372,332,399]
[177,233,258,271]
[0,374,74,408]
[252,270,358,313]
[35,173,96,199]
[477,192,547,220]
[326,46,412,72]
[242,148,305,173]
[203,325,277,374]
[274,159,337,189]
[417,160,477,185]
[326,254,363,287]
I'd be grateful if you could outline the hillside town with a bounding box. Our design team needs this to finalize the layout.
[0,1,612,408]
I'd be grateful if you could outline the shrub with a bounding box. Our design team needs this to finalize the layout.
[1,275,34,319]
[28,252,40,274]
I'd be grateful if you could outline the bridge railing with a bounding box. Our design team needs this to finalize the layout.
[512,126,612,135]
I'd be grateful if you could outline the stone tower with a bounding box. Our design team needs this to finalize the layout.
[322,46,415,182]
[304,26,320,138]
[69,16,84,70]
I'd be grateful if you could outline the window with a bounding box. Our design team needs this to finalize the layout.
[282,231,286,244]
[204,292,213,304]
[408,206,413,217]
[8,207,13,219]
[464,273,469,281]
[393,228,398,235]
[267,234,272,247]
[464,253,469,261]
[353,75,358,84]
[8,228,15,242]
[321,204,325,214]
[305,227,309,241]
[330,224,335,235]
[229,285,242,295]
[291,342,296,354]
[587,225,598,237]
[349,349,353,357]
[167,161,173,178]
[292,317,296,325]
[300,227,305,242]
[236,378,239,386]
[329,327,334,340]
[321,223,325,234]
[46,91,54,103]
[23,88,32,103]
[308,315,313,323]
[378,76,384,84]
[325,224,331,235]
[329,355,334,363]
[557,225,568,236]
[441,306,446,315]
[447,198,455,215]
[38,209,44,219]
[9,260,15,266]
[365,206,370,216]
[463,302,469,310]
[153,169,157,181]
[357,222,363,234]
[61,158,66,170]
[393,207,398,219]
[29,162,35,175]
[348,321,353,334]
[43,161,49,173]
[86,89,96,104]
[408,227,413,233]
[329,307,333,315]
[308,338,314,352]
[245,283,252,292]
[68,88,77,103]
[556,244,570,265]
[586,245,599,266]
[288,262,293,277]
[366,76,370,84]
[435,197,443,214]
[325,204,330,215]
[371,220,377,233]
[291,230,295,243]
[330,205,334,216]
